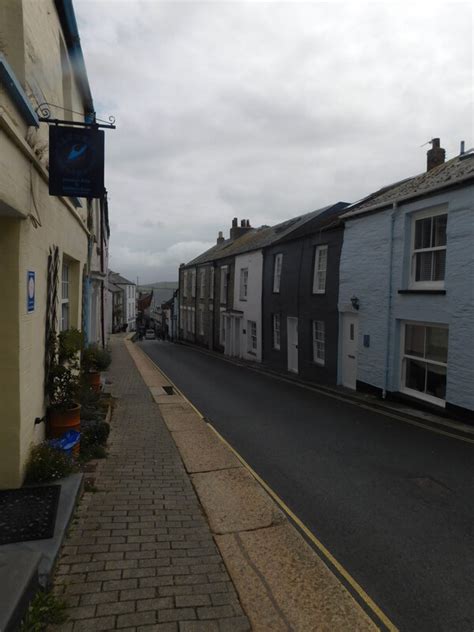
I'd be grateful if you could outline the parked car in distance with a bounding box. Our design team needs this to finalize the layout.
[145,329,156,340]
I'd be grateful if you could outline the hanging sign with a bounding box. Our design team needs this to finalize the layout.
[49,125,104,198]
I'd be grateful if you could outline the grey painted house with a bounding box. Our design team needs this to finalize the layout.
[338,142,474,417]
[262,202,349,383]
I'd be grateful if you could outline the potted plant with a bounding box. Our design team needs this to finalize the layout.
[46,328,83,450]
[81,345,111,392]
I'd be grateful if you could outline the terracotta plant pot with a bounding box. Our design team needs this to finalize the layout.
[48,404,81,456]
[87,371,102,393]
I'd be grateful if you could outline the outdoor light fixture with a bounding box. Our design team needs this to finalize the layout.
[350,295,360,310]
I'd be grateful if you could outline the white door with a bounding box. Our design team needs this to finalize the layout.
[342,314,358,389]
[287,317,298,373]
[233,318,241,357]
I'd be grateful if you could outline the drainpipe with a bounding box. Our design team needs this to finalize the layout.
[383,202,398,398]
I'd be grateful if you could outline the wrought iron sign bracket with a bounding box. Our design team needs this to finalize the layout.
[35,102,116,129]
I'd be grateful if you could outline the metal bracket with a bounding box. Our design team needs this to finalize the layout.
[35,102,116,129]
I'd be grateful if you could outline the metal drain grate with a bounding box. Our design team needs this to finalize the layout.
[0,485,61,545]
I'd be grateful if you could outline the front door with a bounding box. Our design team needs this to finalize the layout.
[233,317,241,357]
[287,317,298,373]
[342,313,358,389]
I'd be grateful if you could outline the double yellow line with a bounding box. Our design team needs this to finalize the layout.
[138,346,399,631]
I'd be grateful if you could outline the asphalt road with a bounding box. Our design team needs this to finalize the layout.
[139,340,474,632]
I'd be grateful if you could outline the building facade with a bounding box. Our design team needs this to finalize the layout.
[262,203,348,383]
[338,144,474,417]
[0,0,108,487]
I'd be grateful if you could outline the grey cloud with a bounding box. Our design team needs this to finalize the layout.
[75,1,472,282]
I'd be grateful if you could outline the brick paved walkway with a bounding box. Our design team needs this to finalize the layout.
[53,337,251,632]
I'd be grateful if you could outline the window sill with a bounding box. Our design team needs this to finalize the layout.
[398,289,446,295]
[247,351,257,356]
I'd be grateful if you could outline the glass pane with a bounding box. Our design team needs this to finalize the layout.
[415,217,432,249]
[61,303,69,331]
[405,325,425,357]
[426,363,446,399]
[415,251,433,281]
[433,250,446,281]
[433,214,447,247]
[405,358,426,392]
[426,327,448,363]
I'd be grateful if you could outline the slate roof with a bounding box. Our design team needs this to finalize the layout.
[109,271,135,286]
[342,152,474,220]
[185,202,349,267]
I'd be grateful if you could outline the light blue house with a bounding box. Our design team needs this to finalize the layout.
[338,141,474,418]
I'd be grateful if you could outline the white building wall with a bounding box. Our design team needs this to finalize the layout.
[234,251,263,362]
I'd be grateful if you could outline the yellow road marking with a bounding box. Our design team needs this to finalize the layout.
[208,422,399,632]
[134,343,398,631]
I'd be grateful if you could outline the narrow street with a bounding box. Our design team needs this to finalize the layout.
[140,340,474,632]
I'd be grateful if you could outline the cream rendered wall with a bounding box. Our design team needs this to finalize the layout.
[0,0,91,487]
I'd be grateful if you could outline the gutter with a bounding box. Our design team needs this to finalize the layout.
[0,54,39,126]
[383,202,397,398]
[54,0,94,116]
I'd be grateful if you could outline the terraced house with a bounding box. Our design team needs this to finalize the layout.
[0,0,109,487]
[338,140,474,417]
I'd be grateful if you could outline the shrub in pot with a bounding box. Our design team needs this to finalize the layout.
[82,345,112,392]
[46,329,84,451]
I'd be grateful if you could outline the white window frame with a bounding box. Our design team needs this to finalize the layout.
[247,320,257,354]
[410,208,447,290]
[191,269,196,298]
[273,314,281,350]
[312,245,328,294]
[239,268,248,301]
[61,261,70,331]
[312,320,325,365]
[400,321,448,407]
[220,266,228,304]
[273,253,283,293]
[199,268,206,299]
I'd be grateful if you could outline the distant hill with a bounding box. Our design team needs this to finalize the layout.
[139,281,178,291]
[138,282,178,306]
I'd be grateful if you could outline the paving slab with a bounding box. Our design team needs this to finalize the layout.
[217,523,377,632]
[171,430,240,473]
[160,411,207,433]
[191,467,282,534]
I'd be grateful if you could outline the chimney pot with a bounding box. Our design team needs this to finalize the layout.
[232,218,238,227]
[460,140,465,155]
[427,138,445,171]
[241,219,245,227]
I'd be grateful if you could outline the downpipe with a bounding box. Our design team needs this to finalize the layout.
[383,202,398,398]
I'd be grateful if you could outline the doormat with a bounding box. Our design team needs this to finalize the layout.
[0,485,61,545]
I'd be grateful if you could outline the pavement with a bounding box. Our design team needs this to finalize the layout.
[51,335,380,632]
[138,339,474,632]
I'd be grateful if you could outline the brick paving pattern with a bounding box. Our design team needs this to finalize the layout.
[52,337,251,631]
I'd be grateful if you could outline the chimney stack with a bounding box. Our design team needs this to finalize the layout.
[217,231,224,245]
[427,138,445,171]
[460,140,465,155]
[230,218,252,240]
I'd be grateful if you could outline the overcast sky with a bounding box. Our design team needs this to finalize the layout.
[75,1,473,284]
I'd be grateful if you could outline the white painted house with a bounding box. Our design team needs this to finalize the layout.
[230,250,264,361]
